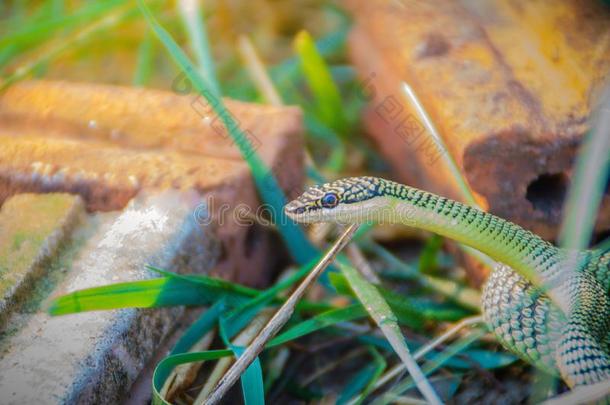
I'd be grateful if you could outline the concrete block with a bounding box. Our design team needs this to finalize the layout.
[0,193,84,327]
[0,191,219,404]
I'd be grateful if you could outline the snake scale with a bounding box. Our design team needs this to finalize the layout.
[285,176,610,389]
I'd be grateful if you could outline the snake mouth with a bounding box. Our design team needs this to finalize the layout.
[285,196,344,223]
[284,200,306,215]
[284,201,319,223]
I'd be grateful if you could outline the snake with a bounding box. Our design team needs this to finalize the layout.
[284,176,610,389]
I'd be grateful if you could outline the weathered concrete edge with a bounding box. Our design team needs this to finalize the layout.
[0,194,85,330]
[65,195,221,404]
[0,192,220,404]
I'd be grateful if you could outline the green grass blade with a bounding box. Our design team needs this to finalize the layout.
[373,328,485,405]
[137,0,317,264]
[222,299,274,341]
[221,259,322,339]
[133,29,155,86]
[304,113,346,171]
[419,235,443,274]
[215,258,318,339]
[559,88,610,250]
[50,265,330,317]
[1,3,137,90]
[152,349,233,405]
[329,274,423,328]
[170,300,225,356]
[145,265,260,297]
[271,27,348,90]
[330,272,469,324]
[338,364,380,404]
[48,276,257,316]
[177,0,221,95]
[358,347,387,404]
[294,30,348,137]
[339,347,386,405]
[0,0,123,50]
[151,301,225,404]
[226,257,317,321]
[338,262,442,405]
[218,315,266,405]
[233,346,266,405]
[365,242,480,311]
[458,349,517,370]
[268,304,366,347]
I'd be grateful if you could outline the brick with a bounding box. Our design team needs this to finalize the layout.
[0,80,306,286]
[0,135,246,212]
[0,193,84,327]
[347,0,610,245]
[0,80,301,167]
[0,191,219,404]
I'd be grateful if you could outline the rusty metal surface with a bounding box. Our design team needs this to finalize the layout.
[346,0,610,243]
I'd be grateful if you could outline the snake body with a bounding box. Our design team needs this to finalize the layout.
[285,176,610,388]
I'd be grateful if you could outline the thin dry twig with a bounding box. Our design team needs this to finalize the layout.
[309,222,334,246]
[161,330,215,400]
[237,35,283,106]
[392,396,428,405]
[401,82,479,208]
[193,309,274,404]
[346,243,381,283]
[203,224,361,405]
[177,0,220,95]
[402,81,500,282]
[302,347,369,386]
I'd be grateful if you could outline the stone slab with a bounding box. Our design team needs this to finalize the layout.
[0,191,218,404]
[0,193,84,327]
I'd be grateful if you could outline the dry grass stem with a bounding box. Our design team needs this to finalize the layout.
[203,223,360,404]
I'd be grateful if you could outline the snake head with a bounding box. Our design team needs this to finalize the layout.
[285,176,389,224]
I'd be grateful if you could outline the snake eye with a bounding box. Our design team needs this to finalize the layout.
[321,192,339,208]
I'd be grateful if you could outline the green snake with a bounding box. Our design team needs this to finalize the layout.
[284,176,610,388]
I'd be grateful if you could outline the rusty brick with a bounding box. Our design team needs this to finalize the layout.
[0,80,305,286]
[347,0,610,247]
[0,136,246,211]
[0,80,301,165]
